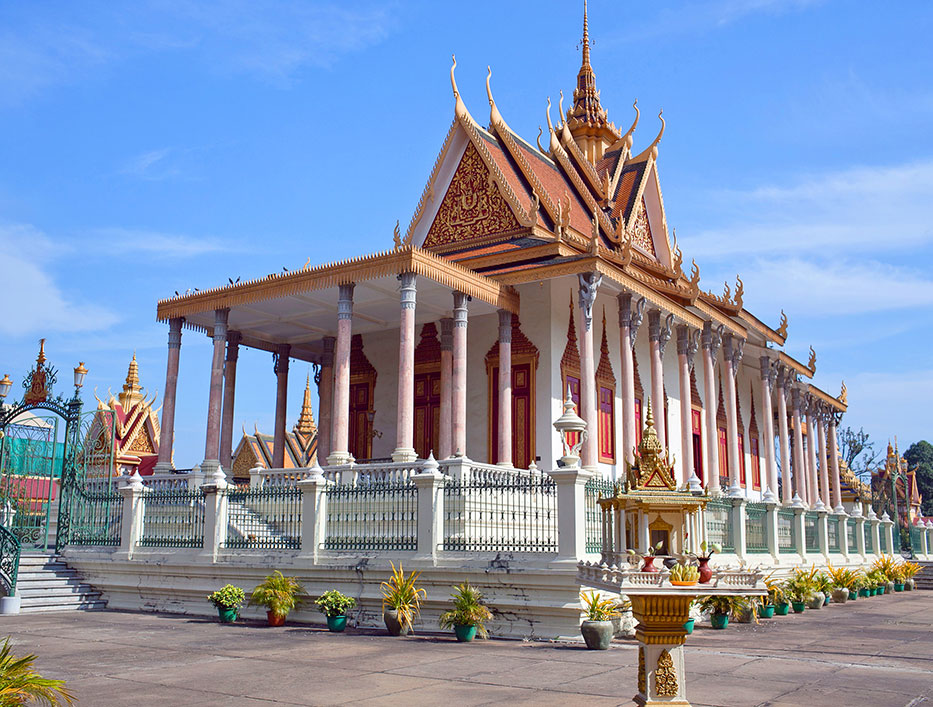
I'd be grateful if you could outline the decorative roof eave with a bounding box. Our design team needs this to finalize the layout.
[405,119,459,243]
[494,255,704,328]
[738,309,786,346]
[560,122,607,201]
[779,351,814,380]
[808,385,847,412]
[447,241,578,270]
[157,246,520,320]
[689,299,748,338]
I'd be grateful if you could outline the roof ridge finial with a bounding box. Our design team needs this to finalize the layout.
[582,0,591,68]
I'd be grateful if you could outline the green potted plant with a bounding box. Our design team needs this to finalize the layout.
[697,595,748,630]
[783,572,811,613]
[760,573,783,618]
[208,584,246,623]
[0,636,75,706]
[578,591,620,649]
[380,562,426,636]
[901,561,922,590]
[891,564,906,592]
[315,590,356,632]
[873,556,898,594]
[683,599,696,634]
[439,583,493,643]
[250,570,305,627]
[826,565,855,604]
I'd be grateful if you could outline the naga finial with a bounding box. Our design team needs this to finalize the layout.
[689,259,701,288]
[839,380,848,405]
[808,346,817,373]
[393,220,401,249]
[536,126,544,152]
[776,309,788,338]
[734,275,744,308]
[558,90,565,127]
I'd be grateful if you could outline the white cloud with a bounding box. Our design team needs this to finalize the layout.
[0,223,119,335]
[681,159,933,259]
[91,228,236,258]
[121,148,175,180]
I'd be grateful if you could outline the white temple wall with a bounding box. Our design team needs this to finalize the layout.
[465,310,497,464]
[357,326,400,460]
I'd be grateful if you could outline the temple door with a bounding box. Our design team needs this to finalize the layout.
[413,371,441,459]
[348,382,372,461]
[490,363,534,468]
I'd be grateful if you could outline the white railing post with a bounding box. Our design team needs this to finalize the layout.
[817,508,829,561]
[116,471,147,560]
[732,498,748,561]
[548,466,594,561]
[880,513,895,555]
[764,499,779,563]
[187,464,204,491]
[869,515,881,558]
[412,454,445,563]
[297,464,330,565]
[853,506,866,560]
[793,506,806,559]
[249,466,263,489]
[200,477,229,562]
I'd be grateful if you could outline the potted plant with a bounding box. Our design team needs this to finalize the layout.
[760,573,783,618]
[697,595,747,630]
[783,572,811,613]
[439,583,493,643]
[901,561,922,590]
[694,541,722,584]
[683,599,696,634]
[814,571,833,605]
[872,555,898,594]
[734,597,760,624]
[249,571,305,627]
[208,584,245,623]
[577,591,619,649]
[826,565,856,604]
[892,564,906,592]
[669,563,700,587]
[380,562,426,636]
[315,590,356,632]
[627,541,665,573]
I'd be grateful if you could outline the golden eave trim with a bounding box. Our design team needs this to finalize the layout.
[808,385,847,412]
[157,246,520,320]
[778,351,814,380]
[739,309,786,346]
[449,241,576,270]
[690,300,747,338]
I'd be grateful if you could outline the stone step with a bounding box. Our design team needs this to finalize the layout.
[19,600,107,614]
[17,573,84,586]
[18,584,98,598]
[10,553,108,614]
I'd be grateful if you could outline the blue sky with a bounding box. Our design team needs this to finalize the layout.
[2,0,931,466]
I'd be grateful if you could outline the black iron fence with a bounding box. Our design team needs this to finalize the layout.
[324,480,417,552]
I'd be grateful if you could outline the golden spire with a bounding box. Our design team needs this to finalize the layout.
[566,0,618,162]
[118,352,144,409]
[295,373,317,436]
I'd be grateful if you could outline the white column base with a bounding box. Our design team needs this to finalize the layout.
[391,448,418,463]
[326,451,352,466]
[152,461,174,475]
[727,481,744,498]
[200,460,228,488]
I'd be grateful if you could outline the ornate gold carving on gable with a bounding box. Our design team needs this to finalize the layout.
[127,429,155,454]
[655,650,678,697]
[423,142,521,248]
[631,198,655,256]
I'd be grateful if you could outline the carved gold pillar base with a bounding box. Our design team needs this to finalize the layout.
[631,595,693,706]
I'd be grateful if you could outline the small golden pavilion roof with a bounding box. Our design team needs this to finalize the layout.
[566,2,619,150]
[119,353,145,410]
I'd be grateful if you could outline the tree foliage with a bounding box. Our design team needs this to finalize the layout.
[904,440,933,516]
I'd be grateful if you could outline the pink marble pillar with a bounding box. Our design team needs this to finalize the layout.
[759,356,778,499]
[203,309,229,472]
[676,326,696,487]
[776,370,793,505]
[497,309,512,467]
[273,344,290,469]
[617,294,643,467]
[317,337,335,462]
[818,408,831,510]
[829,414,843,511]
[647,310,671,449]
[393,273,418,462]
[702,323,722,494]
[438,318,453,459]
[327,284,354,465]
[791,387,807,505]
[451,292,469,457]
[805,402,822,508]
[155,317,183,472]
[578,273,601,470]
[219,331,241,471]
[723,334,743,495]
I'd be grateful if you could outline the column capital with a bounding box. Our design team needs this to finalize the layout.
[398,272,417,309]
[760,354,777,388]
[723,333,745,368]
[791,386,803,412]
[212,308,229,342]
[225,331,241,361]
[497,309,512,343]
[337,283,355,320]
[167,317,185,348]
[701,321,723,357]
[618,293,646,348]
[577,272,602,331]
[453,291,470,326]
[273,344,291,375]
[440,317,454,350]
[675,324,699,364]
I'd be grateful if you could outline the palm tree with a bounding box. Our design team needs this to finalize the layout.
[0,637,74,706]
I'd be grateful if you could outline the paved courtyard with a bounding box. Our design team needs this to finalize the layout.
[0,592,930,706]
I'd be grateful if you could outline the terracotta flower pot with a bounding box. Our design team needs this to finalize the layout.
[267,611,286,627]
[581,620,614,649]
[641,556,660,573]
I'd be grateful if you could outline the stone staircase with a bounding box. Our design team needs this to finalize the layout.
[915,561,933,590]
[15,553,107,613]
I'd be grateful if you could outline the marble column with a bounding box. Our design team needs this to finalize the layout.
[723,334,744,495]
[791,387,807,506]
[219,331,241,471]
[155,317,183,472]
[272,344,290,469]
[676,326,697,488]
[617,294,644,467]
[317,337,335,462]
[647,310,672,449]
[578,273,601,470]
[327,284,354,466]
[497,309,513,467]
[451,291,469,457]
[701,322,722,494]
[805,398,821,508]
[759,356,778,499]
[818,408,831,511]
[829,413,844,512]
[438,318,454,459]
[203,308,229,475]
[776,368,793,506]
[393,273,418,463]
